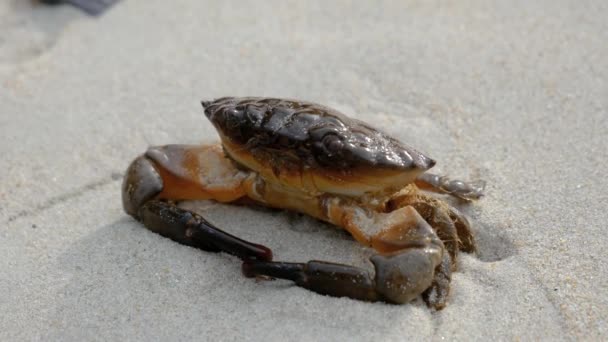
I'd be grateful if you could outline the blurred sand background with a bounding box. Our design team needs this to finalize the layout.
[1,1,606,340]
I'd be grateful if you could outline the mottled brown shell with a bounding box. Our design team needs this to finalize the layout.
[203,98,434,170]
[202,97,435,196]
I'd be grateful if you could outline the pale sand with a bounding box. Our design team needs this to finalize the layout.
[1,1,606,340]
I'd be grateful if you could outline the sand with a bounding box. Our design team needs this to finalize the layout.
[1,0,606,340]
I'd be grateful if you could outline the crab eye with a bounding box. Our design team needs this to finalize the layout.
[323,134,344,154]
[225,109,243,129]
[312,133,350,167]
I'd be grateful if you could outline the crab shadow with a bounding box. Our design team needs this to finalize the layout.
[445,199,517,263]
[50,197,533,339]
[51,205,422,339]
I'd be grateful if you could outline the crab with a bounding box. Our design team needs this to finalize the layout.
[122,97,485,309]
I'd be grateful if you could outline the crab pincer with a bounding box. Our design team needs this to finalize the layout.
[242,207,446,305]
[123,154,272,261]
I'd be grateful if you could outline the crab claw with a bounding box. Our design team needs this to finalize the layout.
[370,247,442,304]
[242,260,381,301]
[242,207,447,306]
[122,151,273,262]
[369,207,445,303]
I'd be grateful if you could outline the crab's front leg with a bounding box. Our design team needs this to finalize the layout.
[243,201,448,308]
[388,187,477,255]
[122,144,272,261]
[416,172,485,201]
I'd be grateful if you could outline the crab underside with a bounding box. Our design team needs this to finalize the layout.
[122,97,485,309]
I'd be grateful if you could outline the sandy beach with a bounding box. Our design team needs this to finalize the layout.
[1,1,606,340]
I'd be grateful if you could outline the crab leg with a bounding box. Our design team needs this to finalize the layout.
[384,189,480,307]
[388,189,477,254]
[415,173,485,201]
[447,207,476,253]
[122,145,272,261]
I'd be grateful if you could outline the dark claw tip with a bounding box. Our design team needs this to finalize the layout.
[242,260,258,278]
[251,243,273,262]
